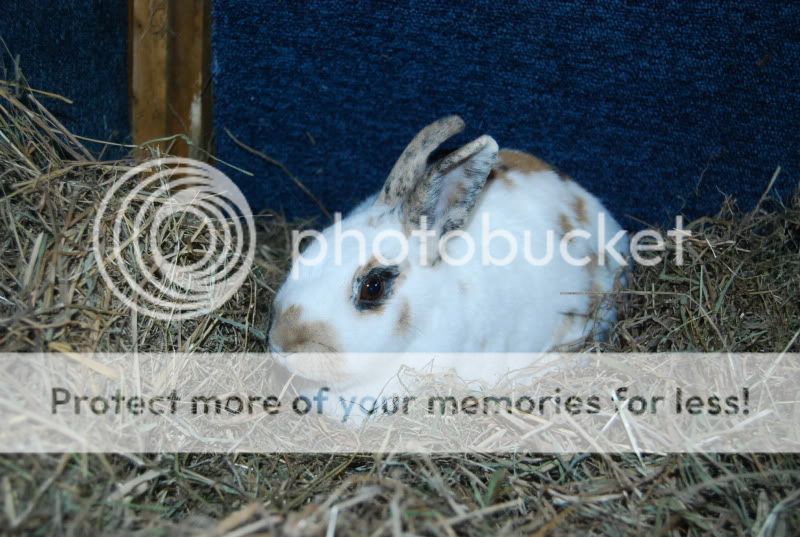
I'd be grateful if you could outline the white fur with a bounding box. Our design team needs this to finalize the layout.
[270,126,628,394]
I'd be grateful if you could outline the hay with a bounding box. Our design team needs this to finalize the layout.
[0,83,285,354]
[605,192,800,355]
[1,81,800,535]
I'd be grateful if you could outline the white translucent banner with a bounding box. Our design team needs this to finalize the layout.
[0,352,796,453]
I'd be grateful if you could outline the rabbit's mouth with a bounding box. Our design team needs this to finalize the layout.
[269,345,348,385]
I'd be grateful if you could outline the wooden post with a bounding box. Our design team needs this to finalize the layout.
[168,1,213,160]
[128,0,213,159]
[129,0,170,154]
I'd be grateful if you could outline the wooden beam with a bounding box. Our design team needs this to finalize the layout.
[168,0,213,159]
[128,0,212,159]
[129,0,170,154]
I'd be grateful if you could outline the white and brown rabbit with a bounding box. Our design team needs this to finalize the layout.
[269,116,628,392]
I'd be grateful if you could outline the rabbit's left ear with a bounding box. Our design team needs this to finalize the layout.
[405,135,498,237]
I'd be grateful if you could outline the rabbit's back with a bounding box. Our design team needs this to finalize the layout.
[422,149,627,352]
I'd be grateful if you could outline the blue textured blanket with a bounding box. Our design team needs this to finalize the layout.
[0,1,129,152]
[212,1,799,229]
[2,2,797,230]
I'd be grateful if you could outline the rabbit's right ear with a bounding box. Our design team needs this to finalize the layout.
[404,135,498,238]
[378,116,465,207]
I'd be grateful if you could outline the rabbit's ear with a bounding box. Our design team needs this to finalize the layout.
[405,135,498,237]
[378,116,465,207]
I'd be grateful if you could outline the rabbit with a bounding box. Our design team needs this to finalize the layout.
[268,115,629,397]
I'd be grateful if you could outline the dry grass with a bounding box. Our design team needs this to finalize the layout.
[1,81,800,536]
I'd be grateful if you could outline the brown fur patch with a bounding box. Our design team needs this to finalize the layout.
[559,213,573,236]
[394,300,412,337]
[270,305,341,353]
[584,252,599,273]
[573,196,589,225]
[497,149,552,174]
[447,182,469,208]
[276,304,301,327]
[582,253,600,305]
[361,255,381,273]
[489,150,553,189]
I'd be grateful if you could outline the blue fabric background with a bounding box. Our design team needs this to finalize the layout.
[0,1,129,150]
[0,2,796,230]
[212,1,799,229]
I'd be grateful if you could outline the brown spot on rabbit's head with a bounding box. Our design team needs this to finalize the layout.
[573,196,589,225]
[269,304,341,353]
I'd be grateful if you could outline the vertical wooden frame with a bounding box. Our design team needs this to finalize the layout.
[129,0,213,159]
[129,0,170,154]
[168,0,213,159]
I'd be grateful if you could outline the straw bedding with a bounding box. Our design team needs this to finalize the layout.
[1,81,799,536]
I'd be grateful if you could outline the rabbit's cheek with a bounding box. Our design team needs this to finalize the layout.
[269,304,342,354]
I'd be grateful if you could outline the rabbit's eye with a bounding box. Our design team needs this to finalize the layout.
[353,265,400,311]
[359,273,386,302]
